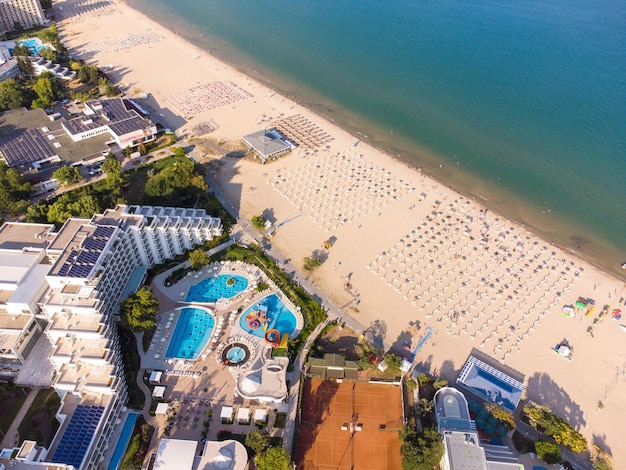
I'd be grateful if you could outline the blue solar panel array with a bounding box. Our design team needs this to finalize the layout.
[52,405,104,468]
[58,225,116,278]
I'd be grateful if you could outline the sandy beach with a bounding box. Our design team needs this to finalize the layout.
[55,0,626,466]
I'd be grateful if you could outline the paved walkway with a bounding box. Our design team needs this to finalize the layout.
[0,387,39,450]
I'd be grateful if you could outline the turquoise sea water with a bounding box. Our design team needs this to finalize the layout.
[129,0,626,274]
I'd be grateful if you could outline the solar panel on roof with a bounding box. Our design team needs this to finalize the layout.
[51,405,104,468]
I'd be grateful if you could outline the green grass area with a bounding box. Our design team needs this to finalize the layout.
[16,388,60,447]
[0,384,30,437]
[274,412,287,428]
[121,416,153,469]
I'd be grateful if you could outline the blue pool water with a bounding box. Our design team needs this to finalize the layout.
[106,412,138,470]
[185,274,248,303]
[18,39,46,54]
[165,307,215,359]
[240,294,297,338]
[226,346,245,363]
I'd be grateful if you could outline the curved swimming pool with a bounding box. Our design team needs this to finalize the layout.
[240,293,297,338]
[165,307,215,359]
[186,274,248,303]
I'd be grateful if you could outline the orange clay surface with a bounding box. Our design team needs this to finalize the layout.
[296,379,403,470]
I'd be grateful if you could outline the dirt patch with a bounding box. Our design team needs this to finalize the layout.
[314,325,361,361]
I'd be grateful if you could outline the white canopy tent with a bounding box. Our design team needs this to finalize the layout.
[237,407,250,423]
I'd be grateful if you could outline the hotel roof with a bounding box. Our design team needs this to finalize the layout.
[0,222,55,251]
[443,430,488,470]
[51,405,104,468]
[63,98,153,138]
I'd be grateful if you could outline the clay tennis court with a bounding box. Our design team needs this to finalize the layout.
[296,379,403,470]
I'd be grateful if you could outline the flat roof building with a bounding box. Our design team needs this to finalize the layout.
[0,98,157,173]
[242,128,295,163]
[456,351,525,413]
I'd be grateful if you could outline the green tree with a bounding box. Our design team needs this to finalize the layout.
[16,56,33,75]
[171,147,186,157]
[303,256,322,271]
[102,154,125,190]
[384,353,402,373]
[245,430,270,454]
[25,202,50,223]
[46,194,100,225]
[485,403,516,429]
[255,447,291,470]
[103,83,119,97]
[251,215,265,230]
[189,248,209,270]
[120,287,160,332]
[143,158,207,206]
[535,440,561,465]
[0,79,26,111]
[433,378,448,391]
[38,47,57,63]
[53,165,82,185]
[32,72,65,108]
[399,427,443,470]
[354,339,378,369]
[11,44,29,57]
[67,195,100,218]
[0,163,32,216]
[88,66,99,85]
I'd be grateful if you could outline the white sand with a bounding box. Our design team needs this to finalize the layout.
[56,0,626,466]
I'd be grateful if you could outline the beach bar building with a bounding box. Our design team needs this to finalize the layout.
[242,128,294,163]
[456,352,525,413]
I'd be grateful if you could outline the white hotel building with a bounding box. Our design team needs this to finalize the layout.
[0,205,222,470]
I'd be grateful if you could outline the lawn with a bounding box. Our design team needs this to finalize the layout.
[0,385,30,437]
[16,388,60,447]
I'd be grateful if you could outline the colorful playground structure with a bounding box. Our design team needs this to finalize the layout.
[246,305,269,332]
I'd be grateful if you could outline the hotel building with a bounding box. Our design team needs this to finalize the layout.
[0,0,46,36]
[434,387,522,470]
[0,204,222,469]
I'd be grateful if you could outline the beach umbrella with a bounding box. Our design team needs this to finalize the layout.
[575,301,586,309]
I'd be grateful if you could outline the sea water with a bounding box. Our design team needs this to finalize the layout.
[129,0,626,274]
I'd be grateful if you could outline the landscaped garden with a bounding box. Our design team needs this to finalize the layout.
[16,388,60,448]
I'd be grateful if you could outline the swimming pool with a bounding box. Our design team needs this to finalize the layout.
[222,343,251,366]
[185,274,248,303]
[18,38,46,54]
[165,307,215,359]
[240,293,297,338]
[106,412,138,470]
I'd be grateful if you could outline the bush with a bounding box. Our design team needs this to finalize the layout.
[535,440,561,464]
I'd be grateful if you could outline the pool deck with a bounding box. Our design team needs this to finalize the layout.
[139,260,303,457]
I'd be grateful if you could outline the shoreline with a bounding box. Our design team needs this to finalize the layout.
[123,0,626,281]
[54,0,626,466]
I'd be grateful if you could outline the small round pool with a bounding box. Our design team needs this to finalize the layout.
[240,293,298,339]
[186,274,248,303]
[222,343,251,366]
